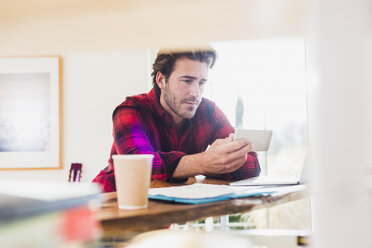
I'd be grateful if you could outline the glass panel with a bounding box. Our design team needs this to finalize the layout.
[207,38,307,176]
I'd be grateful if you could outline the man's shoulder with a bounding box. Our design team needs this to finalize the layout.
[116,92,151,110]
[113,92,153,117]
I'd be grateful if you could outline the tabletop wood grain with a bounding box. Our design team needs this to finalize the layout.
[96,177,308,237]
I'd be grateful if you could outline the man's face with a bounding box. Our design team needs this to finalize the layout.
[158,58,209,122]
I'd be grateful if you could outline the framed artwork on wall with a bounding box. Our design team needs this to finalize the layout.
[0,56,62,170]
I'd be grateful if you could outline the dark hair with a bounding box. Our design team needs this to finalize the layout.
[151,47,217,97]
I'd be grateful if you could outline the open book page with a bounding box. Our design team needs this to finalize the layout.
[149,184,307,200]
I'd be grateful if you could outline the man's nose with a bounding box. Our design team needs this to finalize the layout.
[189,83,201,98]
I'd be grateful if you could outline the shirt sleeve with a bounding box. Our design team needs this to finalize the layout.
[211,104,261,181]
[113,107,186,180]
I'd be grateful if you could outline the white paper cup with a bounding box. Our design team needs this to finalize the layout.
[113,154,154,209]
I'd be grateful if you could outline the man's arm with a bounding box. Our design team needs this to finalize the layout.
[173,135,252,178]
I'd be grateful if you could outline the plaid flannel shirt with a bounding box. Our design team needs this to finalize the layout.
[93,89,260,192]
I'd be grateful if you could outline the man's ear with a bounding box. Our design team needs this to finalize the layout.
[156,72,166,90]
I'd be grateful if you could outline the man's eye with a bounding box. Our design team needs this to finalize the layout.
[182,79,192,83]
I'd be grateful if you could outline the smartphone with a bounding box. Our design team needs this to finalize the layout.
[233,129,273,151]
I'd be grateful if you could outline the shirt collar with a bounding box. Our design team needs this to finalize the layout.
[147,88,168,119]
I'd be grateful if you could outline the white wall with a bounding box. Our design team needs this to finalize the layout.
[0,50,150,182]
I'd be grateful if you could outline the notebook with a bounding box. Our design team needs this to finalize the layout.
[148,184,277,204]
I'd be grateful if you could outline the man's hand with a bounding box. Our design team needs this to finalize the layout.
[200,134,252,174]
[172,134,252,178]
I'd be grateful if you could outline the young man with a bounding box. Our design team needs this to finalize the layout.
[93,47,260,192]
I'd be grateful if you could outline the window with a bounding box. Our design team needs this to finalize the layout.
[206,38,308,176]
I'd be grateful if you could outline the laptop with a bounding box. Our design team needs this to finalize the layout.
[230,157,309,187]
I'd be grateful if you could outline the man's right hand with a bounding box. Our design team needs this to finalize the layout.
[200,134,252,175]
[172,134,252,178]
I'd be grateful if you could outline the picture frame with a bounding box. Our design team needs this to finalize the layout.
[0,56,62,170]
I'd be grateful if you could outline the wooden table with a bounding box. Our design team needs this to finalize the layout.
[96,177,308,238]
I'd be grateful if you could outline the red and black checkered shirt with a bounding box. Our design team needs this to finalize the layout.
[93,89,260,192]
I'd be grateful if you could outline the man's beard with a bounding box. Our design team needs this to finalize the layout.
[163,84,200,119]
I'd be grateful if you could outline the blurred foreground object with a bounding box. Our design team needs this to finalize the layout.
[127,229,310,248]
[0,180,102,247]
[0,0,305,55]
[307,0,371,247]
